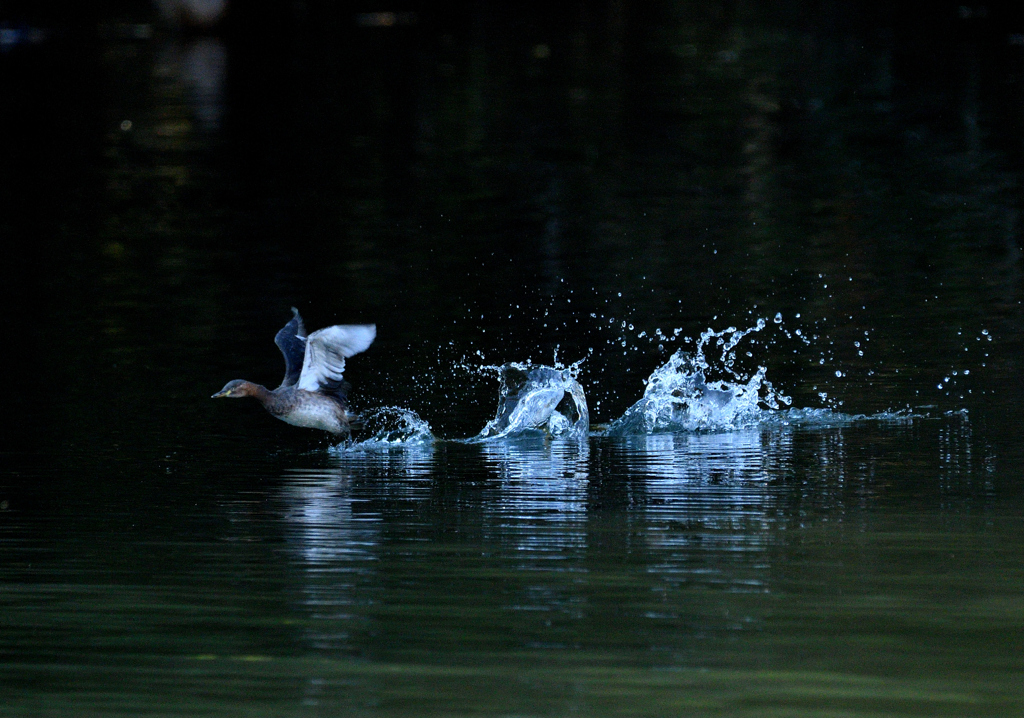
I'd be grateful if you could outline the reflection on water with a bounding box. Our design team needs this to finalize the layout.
[625,430,787,484]
[239,412,1024,714]
[154,0,228,30]
[478,434,590,482]
[0,409,1020,713]
[157,36,226,132]
[281,469,381,655]
[628,432,778,595]
[282,469,380,568]
[479,436,590,564]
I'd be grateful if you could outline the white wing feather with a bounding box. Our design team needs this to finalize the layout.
[296,324,376,392]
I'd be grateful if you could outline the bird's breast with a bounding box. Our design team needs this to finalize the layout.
[272,391,348,434]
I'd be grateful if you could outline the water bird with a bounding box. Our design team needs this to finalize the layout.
[212,308,375,437]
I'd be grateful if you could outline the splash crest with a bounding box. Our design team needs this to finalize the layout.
[607,321,792,434]
[472,362,589,441]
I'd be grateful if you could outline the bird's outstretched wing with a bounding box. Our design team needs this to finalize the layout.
[296,324,376,394]
[274,307,308,388]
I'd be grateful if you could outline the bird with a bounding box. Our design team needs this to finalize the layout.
[212,308,376,437]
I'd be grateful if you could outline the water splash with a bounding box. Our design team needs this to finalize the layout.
[607,323,790,435]
[606,351,768,434]
[471,362,589,441]
[335,406,435,451]
[604,321,927,435]
[344,314,935,445]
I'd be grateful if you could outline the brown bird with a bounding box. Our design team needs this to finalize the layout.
[212,308,376,437]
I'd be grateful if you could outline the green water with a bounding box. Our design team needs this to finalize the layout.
[4,434,1023,715]
[2,2,1023,716]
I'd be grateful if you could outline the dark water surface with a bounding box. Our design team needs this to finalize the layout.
[3,2,1024,716]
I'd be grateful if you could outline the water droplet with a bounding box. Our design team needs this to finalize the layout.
[773,312,782,324]
[835,370,843,378]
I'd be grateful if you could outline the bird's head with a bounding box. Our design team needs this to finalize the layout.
[211,379,256,399]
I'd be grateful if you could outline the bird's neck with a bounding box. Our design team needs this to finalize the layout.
[250,383,294,416]
[244,382,272,402]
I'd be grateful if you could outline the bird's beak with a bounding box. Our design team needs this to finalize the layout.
[211,390,229,398]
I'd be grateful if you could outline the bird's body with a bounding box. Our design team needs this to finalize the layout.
[212,308,375,437]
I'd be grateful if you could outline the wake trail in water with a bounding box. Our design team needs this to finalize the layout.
[337,320,922,450]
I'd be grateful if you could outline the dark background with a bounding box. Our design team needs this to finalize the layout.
[2,0,1023,440]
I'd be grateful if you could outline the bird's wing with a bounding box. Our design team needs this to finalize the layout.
[296,324,376,393]
[274,307,308,388]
